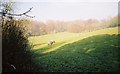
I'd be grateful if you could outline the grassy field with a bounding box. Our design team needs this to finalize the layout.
[29,27,120,72]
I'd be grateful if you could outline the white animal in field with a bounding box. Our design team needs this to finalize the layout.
[48,40,55,46]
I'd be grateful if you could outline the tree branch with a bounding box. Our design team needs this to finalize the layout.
[0,7,35,18]
[23,7,33,15]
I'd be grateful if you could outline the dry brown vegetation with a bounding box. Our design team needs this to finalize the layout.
[23,16,118,36]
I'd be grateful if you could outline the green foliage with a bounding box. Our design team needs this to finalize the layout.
[33,34,120,72]
[2,19,35,72]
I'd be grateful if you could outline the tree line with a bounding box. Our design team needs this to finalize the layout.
[23,16,118,36]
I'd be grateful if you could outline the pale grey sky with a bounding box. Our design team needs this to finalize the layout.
[13,1,118,21]
[12,0,119,2]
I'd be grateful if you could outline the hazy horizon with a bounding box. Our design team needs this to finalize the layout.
[14,2,118,22]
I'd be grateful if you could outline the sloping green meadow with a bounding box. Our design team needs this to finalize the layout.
[29,27,120,72]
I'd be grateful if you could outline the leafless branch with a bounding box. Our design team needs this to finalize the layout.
[0,7,35,18]
[23,7,33,15]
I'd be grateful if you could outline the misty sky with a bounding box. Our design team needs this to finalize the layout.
[14,1,118,21]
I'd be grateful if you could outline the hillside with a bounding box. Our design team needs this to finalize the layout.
[29,27,119,53]
[29,27,120,72]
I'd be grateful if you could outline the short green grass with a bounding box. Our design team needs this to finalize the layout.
[29,27,120,72]
[29,27,119,53]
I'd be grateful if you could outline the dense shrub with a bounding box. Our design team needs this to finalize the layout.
[2,19,34,72]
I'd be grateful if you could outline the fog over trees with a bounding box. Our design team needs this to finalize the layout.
[25,16,118,36]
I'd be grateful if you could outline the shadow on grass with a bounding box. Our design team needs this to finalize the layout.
[32,34,120,72]
[31,41,67,57]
